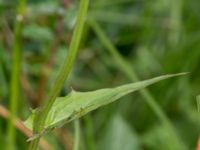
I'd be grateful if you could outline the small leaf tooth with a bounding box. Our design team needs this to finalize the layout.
[70,86,79,94]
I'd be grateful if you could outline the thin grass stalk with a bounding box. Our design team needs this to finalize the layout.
[92,0,133,7]
[197,95,200,113]
[7,0,27,149]
[169,0,182,46]
[73,120,80,150]
[84,115,96,150]
[29,0,89,149]
[197,95,200,150]
[88,18,187,150]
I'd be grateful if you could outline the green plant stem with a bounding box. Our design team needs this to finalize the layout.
[92,0,133,7]
[169,0,183,47]
[74,120,80,150]
[169,0,182,46]
[197,95,200,138]
[84,115,96,150]
[88,18,187,150]
[7,0,26,149]
[29,0,89,149]
[197,95,200,113]
[89,11,137,25]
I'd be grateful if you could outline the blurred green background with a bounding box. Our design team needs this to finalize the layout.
[0,0,199,149]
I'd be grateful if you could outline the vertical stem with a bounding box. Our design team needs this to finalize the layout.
[169,0,182,46]
[197,95,200,131]
[88,18,187,150]
[84,115,96,150]
[29,0,89,149]
[197,95,200,113]
[73,120,80,150]
[197,96,200,150]
[36,0,71,107]
[7,0,26,149]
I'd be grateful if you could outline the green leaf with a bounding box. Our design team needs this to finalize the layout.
[24,73,187,137]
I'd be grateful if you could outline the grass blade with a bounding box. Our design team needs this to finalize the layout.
[7,0,27,149]
[88,18,188,150]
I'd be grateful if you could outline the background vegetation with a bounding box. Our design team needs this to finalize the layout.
[0,0,199,149]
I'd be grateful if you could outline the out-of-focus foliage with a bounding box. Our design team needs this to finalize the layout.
[0,0,199,149]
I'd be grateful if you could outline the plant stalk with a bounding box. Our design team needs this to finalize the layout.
[29,0,89,149]
[7,0,26,149]
[73,120,80,150]
[88,18,187,150]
